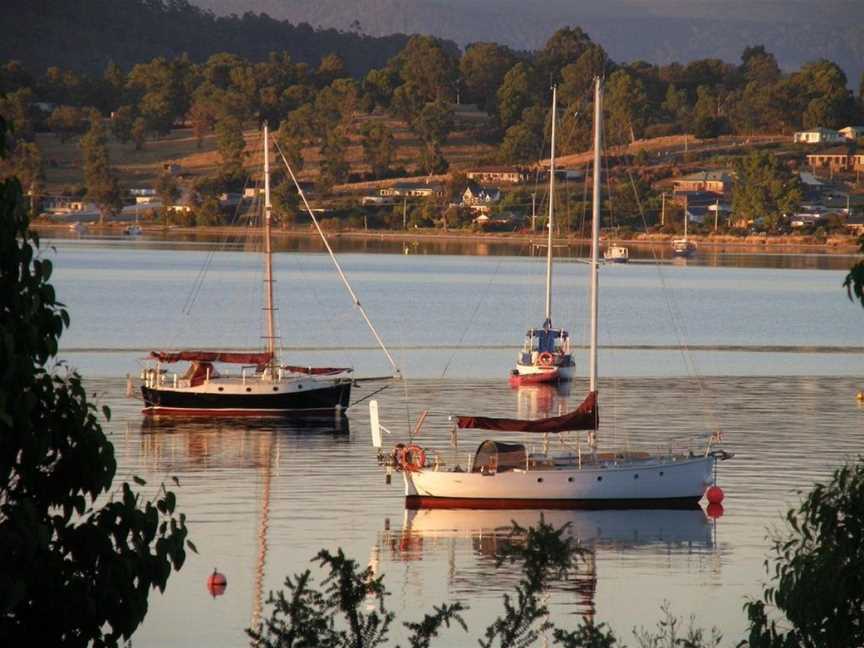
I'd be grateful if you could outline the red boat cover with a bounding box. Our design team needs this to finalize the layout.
[456,391,598,433]
[150,351,273,365]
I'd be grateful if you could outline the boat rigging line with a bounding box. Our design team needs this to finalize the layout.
[272,137,402,380]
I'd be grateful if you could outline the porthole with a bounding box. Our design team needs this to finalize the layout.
[537,477,543,483]
[272,387,279,392]
[297,384,303,390]
[659,471,664,477]
[246,387,252,392]
[634,474,639,479]
[597,476,603,482]
[568,477,574,483]
[218,387,224,392]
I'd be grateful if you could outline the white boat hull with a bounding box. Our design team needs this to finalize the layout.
[403,455,715,509]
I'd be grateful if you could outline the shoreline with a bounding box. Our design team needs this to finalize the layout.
[31,221,862,253]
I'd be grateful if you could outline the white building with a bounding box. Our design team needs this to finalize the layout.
[793,128,843,144]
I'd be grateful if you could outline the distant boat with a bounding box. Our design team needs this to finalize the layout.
[671,200,695,257]
[69,221,88,234]
[603,245,629,263]
[139,124,388,416]
[510,86,574,387]
[370,78,733,510]
[671,238,695,257]
[124,223,143,236]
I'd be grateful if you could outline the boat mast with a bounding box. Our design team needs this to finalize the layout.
[589,78,602,393]
[544,85,557,325]
[263,123,277,367]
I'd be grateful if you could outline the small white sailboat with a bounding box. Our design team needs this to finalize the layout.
[671,198,696,257]
[510,86,574,386]
[603,245,629,263]
[139,124,399,416]
[370,78,732,509]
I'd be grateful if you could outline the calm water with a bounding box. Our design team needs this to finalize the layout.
[42,237,864,646]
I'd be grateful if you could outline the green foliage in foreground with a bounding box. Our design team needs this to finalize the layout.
[844,235,864,308]
[250,459,864,648]
[0,115,191,647]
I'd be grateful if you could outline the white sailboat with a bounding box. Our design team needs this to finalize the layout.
[510,86,575,386]
[672,195,696,257]
[139,124,399,416]
[370,78,731,509]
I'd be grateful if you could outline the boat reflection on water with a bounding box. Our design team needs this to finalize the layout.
[372,507,715,618]
[134,413,348,468]
[139,412,349,435]
[513,382,573,420]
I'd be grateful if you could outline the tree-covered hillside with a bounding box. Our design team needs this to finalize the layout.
[197,0,864,85]
[3,0,436,76]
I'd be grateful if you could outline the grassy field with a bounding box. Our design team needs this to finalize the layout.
[38,107,498,194]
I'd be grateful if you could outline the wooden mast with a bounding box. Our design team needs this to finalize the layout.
[544,85,557,325]
[590,78,602,394]
[263,124,277,368]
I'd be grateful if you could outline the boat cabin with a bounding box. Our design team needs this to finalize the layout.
[519,327,570,364]
[472,440,527,474]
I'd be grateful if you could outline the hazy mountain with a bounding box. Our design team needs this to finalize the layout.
[194,0,864,83]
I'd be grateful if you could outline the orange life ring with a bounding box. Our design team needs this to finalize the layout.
[538,352,555,368]
[398,444,427,472]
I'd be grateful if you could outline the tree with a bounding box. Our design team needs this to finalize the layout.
[394,35,457,102]
[316,53,347,87]
[271,176,299,226]
[0,88,35,141]
[80,113,122,222]
[743,460,864,646]
[558,45,610,108]
[216,115,245,177]
[0,116,191,646]
[361,122,394,178]
[605,70,648,144]
[732,152,802,230]
[499,106,545,164]
[12,140,44,214]
[414,99,454,149]
[155,171,180,214]
[131,117,148,151]
[110,105,136,144]
[741,45,781,85]
[536,26,594,84]
[194,196,224,226]
[497,63,536,130]
[459,43,517,114]
[318,127,349,192]
[47,105,90,142]
[274,122,305,175]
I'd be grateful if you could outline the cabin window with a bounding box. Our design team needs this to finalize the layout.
[537,477,543,483]
[596,476,603,482]
[634,474,639,479]
[246,387,252,392]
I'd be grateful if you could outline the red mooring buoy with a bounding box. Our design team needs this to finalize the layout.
[706,502,724,519]
[207,568,227,597]
[706,485,725,505]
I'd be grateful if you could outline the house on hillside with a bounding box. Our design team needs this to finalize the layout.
[839,126,864,141]
[462,183,502,214]
[672,171,733,195]
[379,182,444,199]
[467,166,529,184]
[793,128,843,144]
[806,146,861,172]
